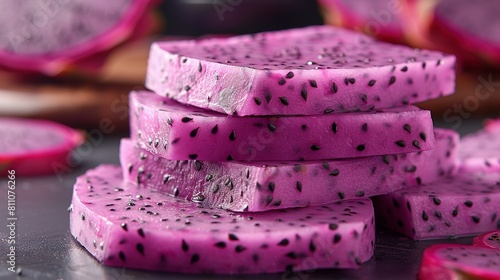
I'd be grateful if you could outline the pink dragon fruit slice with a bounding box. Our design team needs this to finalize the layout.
[0,118,83,176]
[69,165,375,274]
[418,244,500,280]
[433,0,500,65]
[318,0,406,43]
[0,0,152,75]
[373,170,500,240]
[146,25,456,116]
[130,91,435,161]
[473,230,500,250]
[120,129,456,212]
[459,119,500,172]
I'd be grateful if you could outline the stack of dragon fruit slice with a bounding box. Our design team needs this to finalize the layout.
[70,25,463,274]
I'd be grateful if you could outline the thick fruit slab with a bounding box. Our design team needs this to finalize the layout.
[373,171,500,240]
[130,91,435,161]
[121,129,456,212]
[418,244,500,280]
[0,118,83,176]
[69,165,375,274]
[146,25,456,116]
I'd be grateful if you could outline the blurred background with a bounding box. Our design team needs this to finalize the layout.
[0,0,499,133]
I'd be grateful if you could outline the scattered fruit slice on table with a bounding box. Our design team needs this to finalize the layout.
[459,119,500,172]
[418,244,500,280]
[473,230,500,250]
[0,117,83,176]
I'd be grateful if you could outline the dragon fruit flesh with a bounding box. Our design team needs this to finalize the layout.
[120,128,456,212]
[130,90,435,161]
[433,0,500,65]
[459,119,500,172]
[69,165,375,274]
[0,117,83,176]
[473,230,500,250]
[318,0,406,43]
[373,170,500,240]
[146,25,456,116]
[418,244,500,280]
[0,0,153,75]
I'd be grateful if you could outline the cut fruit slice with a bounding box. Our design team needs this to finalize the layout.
[130,91,435,161]
[146,25,456,116]
[69,165,375,274]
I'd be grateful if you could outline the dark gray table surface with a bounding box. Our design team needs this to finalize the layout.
[0,119,489,280]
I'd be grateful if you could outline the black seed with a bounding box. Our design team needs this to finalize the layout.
[273,200,282,206]
[265,195,273,205]
[278,239,289,246]
[229,233,239,241]
[278,78,286,85]
[279,97,289,106]
[472,216,480,223]
[422,211,429,221]
[309,241,316,252]
[138,228,145,238]
[434,211,442,219]
[368,80,376,87]
[356,190,365,197]
[422,62,426,69]
[182,240,189,252]
[265,90,272,103]
[172,138,180,144]
[432,197,441,205]
[286,252,297,259]
[229,131,236,141]
[254,97,262,105]
[464,201,473,208]
[198,62,202,72]
[361,123,368,132]
[451,207,459,217]
[190,254,200,264]
[331,122,338,133]
[215,241,226,248]
[285,72,294,79]
[331,82,338,93]
[383,155,390,164]
[184,85,191,91]
[235,245,246,253]
[81,214,85,221]
[301,88,308,101]
[226,155,233,161]
[389,76,396,85]
[190,128,199,138]
[412,140,421,149]
[324,109,333,114]
[392,198,400,208]
[119,251,126,262]
[333,234,342,243]
[338,192,345,199]
[329,223,338,230]
[296,181,302,192]
[420,133,427,141]
[404,124,412,133]
[182,117,193,123]
[357,145,366,151]
[416,177,422,185]
[348,78,355,84]
[268,182,275,192]
[309,80,318,88]
[330,169,340,176]
[136,243,145,255]
[395,140,406,147]
[194,161,203,171]
[120,223,128,231]
[401,66,408,72]
[407,202,412,212]
[311,145,320,151]
[268,124,277,132]
[397,220,404,227]
[302,124,308,131]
